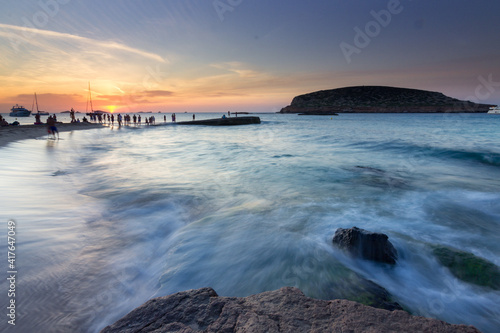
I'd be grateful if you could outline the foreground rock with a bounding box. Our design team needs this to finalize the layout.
[101,287,479,333]
[279,86,494,114]
[333,227,398,264]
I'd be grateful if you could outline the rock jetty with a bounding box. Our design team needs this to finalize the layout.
[101,287,479,333]
[177,116,260,126]
[279,86,494,114]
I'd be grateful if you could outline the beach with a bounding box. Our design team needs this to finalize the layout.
[0,122,104,147]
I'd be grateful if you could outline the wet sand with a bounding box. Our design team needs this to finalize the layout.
[0,122,104,147]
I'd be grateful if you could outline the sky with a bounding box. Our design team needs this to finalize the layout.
[1,0,499,113]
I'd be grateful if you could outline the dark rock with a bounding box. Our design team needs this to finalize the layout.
[100,287,479,333]
[433,246,500,290]
[301,260,402,311]
[297,112,339,116]
[176,116,260,126]
[333,227,398,264]
[279,86,494,114]
[352,279,403,311]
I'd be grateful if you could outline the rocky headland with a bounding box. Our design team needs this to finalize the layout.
[279,86,494,114]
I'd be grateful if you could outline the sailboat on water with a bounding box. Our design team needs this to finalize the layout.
[86,82,107,115]
[32,93,49,116]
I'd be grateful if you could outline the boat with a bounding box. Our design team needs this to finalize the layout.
[84,82,108,116]
[9,104,31,117]
[487,106,500,114]
[31,93,49,116]
[85,82,94,115]
[90,110,108,115]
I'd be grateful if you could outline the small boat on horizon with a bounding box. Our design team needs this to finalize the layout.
[31,93,49,116]
[9,104,31,117]
[487,106,500,114]
[85,82,109,116]
[87,110,109,115]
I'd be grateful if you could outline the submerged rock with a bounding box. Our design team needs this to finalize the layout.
[297,260,402,311]
[332,227,398,264]
[100,287,479,333]
[433,246,500,290]
[351,279,403,311]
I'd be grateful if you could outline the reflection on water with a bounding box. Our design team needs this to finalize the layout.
[0,114,499,333]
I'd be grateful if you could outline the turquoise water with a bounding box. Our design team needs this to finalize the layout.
[1,113,499,332]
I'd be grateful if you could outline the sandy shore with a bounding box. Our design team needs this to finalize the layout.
[0,122,105,147]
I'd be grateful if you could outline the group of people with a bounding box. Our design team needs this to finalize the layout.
[83,113,186,126]
[0,111,201,134]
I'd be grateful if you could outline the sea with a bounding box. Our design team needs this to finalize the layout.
[1,112,499,333]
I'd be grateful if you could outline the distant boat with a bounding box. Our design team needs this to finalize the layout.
[31,93,49,116]
[10,104,31,117]
[91,110,108,115]
[488,106,500,114]
[85,82,102,116]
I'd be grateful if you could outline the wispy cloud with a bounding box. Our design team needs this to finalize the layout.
[210,62,261,78]
[0,23,166,63]
[143,90,175,97]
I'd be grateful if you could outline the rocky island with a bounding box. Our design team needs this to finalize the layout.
[279,86,494,114]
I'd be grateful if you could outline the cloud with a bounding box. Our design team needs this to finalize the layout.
[15,92,80,100]
[0,92,86,112]
[204,92,247,97]
[0,23,166,63]
[143,90,175,97]
[93,90,175,107]
[210,62,260,78]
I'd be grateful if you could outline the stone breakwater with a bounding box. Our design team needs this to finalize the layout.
[176,116,261,126]
[101,287,479,333]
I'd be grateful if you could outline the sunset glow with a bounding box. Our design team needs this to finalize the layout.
[106,105,117,114]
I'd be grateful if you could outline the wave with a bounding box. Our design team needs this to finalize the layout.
[349,140,500,167]
[440,149,500,167]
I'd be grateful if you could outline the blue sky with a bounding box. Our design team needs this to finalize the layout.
[1,0,499,112]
